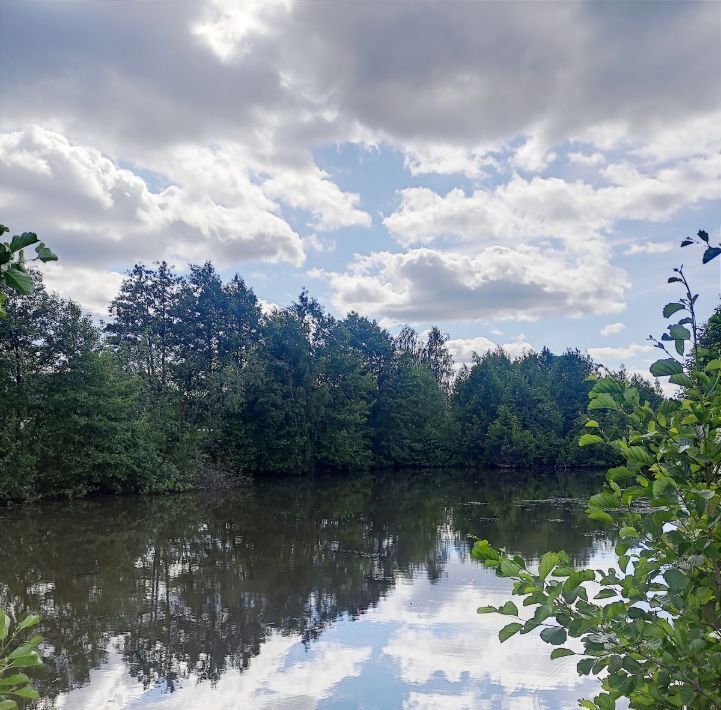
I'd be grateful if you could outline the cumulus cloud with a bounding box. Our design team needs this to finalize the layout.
[587,342,654,362]
[401,142,498,178]
[511,135,556,173]
[623,242,673,256]
[383,157,721,249]
[446,335,533,365]
[599,322,625,336]
[316,245,626,323]
[0,127,306,273]
[41,264,125,318]
[567,152,606,166]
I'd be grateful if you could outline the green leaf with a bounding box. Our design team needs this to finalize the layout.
[8,654,42,668]
[668,324,691,341]
[540,626,567,645]
[9,688,38,700]
[593,589,617,600]
[471,539,499,562]
[538,551,559,581]
[2,266,34,295]
[579,434,604,447]
[588,506,613,524]
[652,476,671,497]
[702,246,721,263]
[664,568,689,592]
[500,601,518,616]
[0,700,17,710]
[476,606,497,614]
[588,393,618,411]
[550,647,575,659]
[9,232,39,252]
[577,658,595,675]
[584,420,599,428]
[662,302,684,318]
[668,373,693,387]
[0,609,8,640]
[705,359,721,371]
[0,674,29,687]
[499,558,521,577]
[35,243,58,262]
[15,614,40,632]
[649,358,683,377]
[498,622,523,642]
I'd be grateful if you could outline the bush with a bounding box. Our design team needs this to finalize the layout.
[471,231,721,709]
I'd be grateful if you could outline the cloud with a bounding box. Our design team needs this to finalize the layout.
[599,322,625,336]
[303,233,336,253]
[41,263,125,318]
[0,127,306,273]
[446,336,533,365]
[2,2,718,160]
[383,157,721,249]
[401,142,498,178]
[511,135,556,173]
[567,151,605,166]
[0,0,718,327]
[623,241,673,256]
[317,245,626,323]
[260,165,371,231]
[587,342,653,362]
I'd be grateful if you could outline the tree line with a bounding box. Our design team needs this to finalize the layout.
[3,258,710,502]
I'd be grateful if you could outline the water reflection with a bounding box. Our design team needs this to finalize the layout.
[0,469,610,708]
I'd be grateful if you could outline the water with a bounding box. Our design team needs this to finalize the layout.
[0,468,614,709]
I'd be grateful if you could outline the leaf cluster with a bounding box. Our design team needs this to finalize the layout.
[472,234,721,709]
[0,611,42,709]
[0,224,57,317]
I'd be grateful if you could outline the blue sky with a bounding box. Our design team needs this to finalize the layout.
[0,0,719,379]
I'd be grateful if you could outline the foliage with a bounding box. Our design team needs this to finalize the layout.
[0,224,57,317]
[0,610,43,709]
[0,250,675,501]
[471,232,721,709]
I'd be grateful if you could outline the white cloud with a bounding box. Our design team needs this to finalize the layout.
[587,342,653,362]
[623,241,673,256]
[303,233,336,253]
[446,335,533,365]
[599,322,625,336]
[567,151,605,166]
[318,245,626,323]
[0,126,306,269]
[261,165,371,231]
[383,156,721,249]
[41,263,124,317]
[402,142,498,178]
[511,135,556,173]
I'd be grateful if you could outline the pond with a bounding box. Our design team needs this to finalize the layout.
[0,469,614,709]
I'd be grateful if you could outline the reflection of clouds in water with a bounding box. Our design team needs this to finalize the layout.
[42,491,617,709]
[371,549,614,707]
[54,637,144,709]
[142,638,371,709]
[56,637,371,709]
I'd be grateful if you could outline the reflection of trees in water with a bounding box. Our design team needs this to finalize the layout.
[450,468,613,569]
[0,469,604,701]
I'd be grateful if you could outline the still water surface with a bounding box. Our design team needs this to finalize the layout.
[0,469,614,709]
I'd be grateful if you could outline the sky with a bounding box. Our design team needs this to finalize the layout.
[0,0,719,379]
